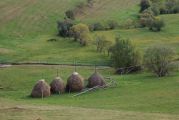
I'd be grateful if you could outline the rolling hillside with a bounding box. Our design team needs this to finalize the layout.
[77,0,140,23]
[0,1,179,120]
[0,0,179,64]
[0,0,140,64]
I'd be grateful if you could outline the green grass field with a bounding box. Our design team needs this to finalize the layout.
[0,0,179,119]
[0,65,179,120]
[0,0,179,63]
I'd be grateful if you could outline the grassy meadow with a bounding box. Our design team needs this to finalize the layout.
[0,0,179,119]
[0,65,179,120]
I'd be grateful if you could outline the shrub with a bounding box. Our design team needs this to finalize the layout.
[95,35,112,54]
[165,0,176,13]
[140,0,151,12]
[159,0,179,14]
[124,19,134,29]
[148,17,165,31]
[139,9,154,27]
[92,22,105,31]
[87,0,94,7]
[110,36,141,69]
[107,20,119,29]
[173,4,179,13]
[151,4,160,16]
[70,23,91,46]
[144,45,175,77]
[159,5,168,14]
[80,33,92,46]
[65,10,75,20]
[57,19,74,37]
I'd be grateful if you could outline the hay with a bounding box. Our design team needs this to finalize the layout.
[66,72,84,92]
[87,72,106,88]
[50,77,65,94]
[31,79,51,98]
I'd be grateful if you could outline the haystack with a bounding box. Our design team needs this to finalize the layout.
[87,72,106,88]
[31,79,51,98]
[50,77,65,94]
[66,72,84,92]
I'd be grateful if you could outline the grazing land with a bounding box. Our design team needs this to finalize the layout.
[0,0,179,120]
[0,65,179,120]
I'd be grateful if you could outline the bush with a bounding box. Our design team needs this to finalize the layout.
[80,33,92,46]
[159,0,179,14]
[173,4,179,13]
[65,10,76,20]
[70,23,91,46]
[148,17,165,31]
[110,36,141,69]
[124,19,134,29]
[57,19,74,37]
[92,22,105,31]
[107,20,119,29]
[139,9,154,27]
[140,0,151,12]
[95,35,112,54]
[144,45,175,77]
[151,4,160,16]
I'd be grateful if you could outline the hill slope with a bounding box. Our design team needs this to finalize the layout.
[0,0,179,64]
[0,0,140,64]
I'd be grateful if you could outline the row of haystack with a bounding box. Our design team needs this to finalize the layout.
[31,71,106,98]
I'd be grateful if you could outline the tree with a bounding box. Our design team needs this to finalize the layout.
[65,10,75,20]
[110,36,141,69]
[149,17,165,31]
[107,20,119,29]
[139,9,154,27]
[57,19,73,37]
[140,0,151,12]
[144,45,175,77]
[95,35,112,54]
[80,33,92,46]
[70,23,91,46]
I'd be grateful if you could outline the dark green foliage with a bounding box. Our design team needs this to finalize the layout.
[140,0,151,12]
[139,9,154,27]
[57,19,74,37]
[144,45,175,77]
[151,4,160,16]
[148,17,165,31]
[107,20,119,29]
[65,10,75,20]
[110,36,141,69]
[159,0,179,14]
[92,22,105,31]
[139,7,165,32]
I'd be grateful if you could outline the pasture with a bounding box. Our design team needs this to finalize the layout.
[0,0,179,119]
[0,65,179,120]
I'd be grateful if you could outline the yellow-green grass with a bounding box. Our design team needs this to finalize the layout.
[0,66,179,115]
[0,98,179,120]
[77,0,140,23]
[1,0,178,64]
[94,14,179,57]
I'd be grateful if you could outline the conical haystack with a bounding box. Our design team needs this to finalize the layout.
[66,72,84,92]
[31,79,51,98]
[50,77,65,94]
[87,72,106,88]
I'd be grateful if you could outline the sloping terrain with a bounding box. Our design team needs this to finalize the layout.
[0,0,140,64]
[77,0,140,23]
